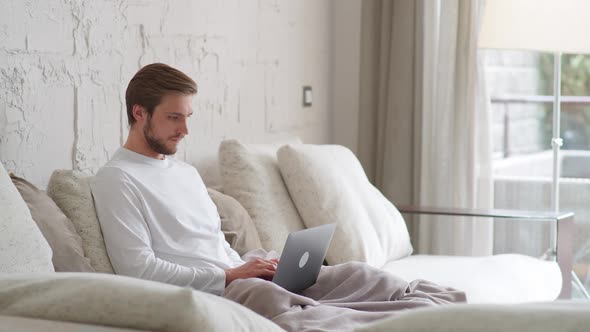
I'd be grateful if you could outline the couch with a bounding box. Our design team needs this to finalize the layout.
[1,139,589,331]
[212,139,567,303]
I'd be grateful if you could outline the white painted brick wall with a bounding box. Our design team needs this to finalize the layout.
[0,0,335,188]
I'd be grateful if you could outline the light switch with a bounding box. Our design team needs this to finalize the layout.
[303,86,312,107]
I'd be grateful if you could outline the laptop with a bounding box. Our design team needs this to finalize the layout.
[272,223,336,293]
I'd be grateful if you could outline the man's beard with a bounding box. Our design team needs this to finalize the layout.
[143,116,178,156]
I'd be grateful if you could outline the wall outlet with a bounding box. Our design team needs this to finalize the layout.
[303,86,312,107]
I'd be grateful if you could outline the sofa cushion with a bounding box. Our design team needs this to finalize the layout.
[356,300,590,332]
[0,272,282,332]
[219,139,306,253]
[47,171,115,274]
[0,316,146,332]
[10,175,94,272]
[277,144,413,267]
[208,188,263,256]
[0,163,54,272]
[382,254,562,303]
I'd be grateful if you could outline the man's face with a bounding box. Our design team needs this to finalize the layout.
[142,93,193,156]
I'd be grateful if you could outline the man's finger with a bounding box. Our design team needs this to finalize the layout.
[258,269,276,280]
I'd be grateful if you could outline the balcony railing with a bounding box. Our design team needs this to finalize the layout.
[491,95,590,158]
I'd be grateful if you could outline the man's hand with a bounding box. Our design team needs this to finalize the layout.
[225,258,279,286]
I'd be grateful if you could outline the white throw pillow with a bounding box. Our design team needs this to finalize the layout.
[219,139,306,253]
[47,170,115,274]
[277,144,413,267]
[0,162,54,272]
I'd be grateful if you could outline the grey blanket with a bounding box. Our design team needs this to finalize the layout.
[223,262,466,332]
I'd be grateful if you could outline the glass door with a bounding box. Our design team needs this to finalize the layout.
[484,50,590,298]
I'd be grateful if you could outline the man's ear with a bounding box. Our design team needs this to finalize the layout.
[132,104,146,123]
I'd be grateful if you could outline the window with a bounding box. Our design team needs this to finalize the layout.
[484,50,590,297]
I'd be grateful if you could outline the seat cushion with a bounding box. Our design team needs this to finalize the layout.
[0,163,54,273]
[382,254,561,303]
[277,144,413,266]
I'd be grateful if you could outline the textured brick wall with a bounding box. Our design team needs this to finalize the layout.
[0,0,334,188]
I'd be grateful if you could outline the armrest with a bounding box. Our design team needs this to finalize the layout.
[398,204,575,299]
[397,205,574,222]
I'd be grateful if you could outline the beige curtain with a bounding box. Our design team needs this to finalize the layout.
[358,0,493,256]
[358,0,421,208]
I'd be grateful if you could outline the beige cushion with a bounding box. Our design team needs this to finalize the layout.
[47,171,115,274]
[0,272,282,332]
[0,163,54,272]
[0,316,146,332]
[277,144,413,267]
[10,175,94,272]
[219,139,306,253]
[356,301,590,332]
[208,188,263,256]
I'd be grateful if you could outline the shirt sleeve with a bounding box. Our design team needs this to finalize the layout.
[91,167,227,295]
[220,231,245,265]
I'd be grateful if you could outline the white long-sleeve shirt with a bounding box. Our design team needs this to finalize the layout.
[91,147,244,295]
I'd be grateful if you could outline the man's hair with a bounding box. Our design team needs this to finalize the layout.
[125,63,197,126]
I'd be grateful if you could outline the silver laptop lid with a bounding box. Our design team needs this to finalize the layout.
[272,223,336,293]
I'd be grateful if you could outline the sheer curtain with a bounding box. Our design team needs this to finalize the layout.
[417,0,493,256]
[358,0,493,256]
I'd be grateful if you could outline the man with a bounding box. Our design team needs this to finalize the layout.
[93,63,464,330]
[92,63,278,295]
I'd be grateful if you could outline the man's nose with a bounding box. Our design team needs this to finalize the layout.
[180,118,189,136]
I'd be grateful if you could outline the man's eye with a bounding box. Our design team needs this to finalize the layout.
[168,116,179,120]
